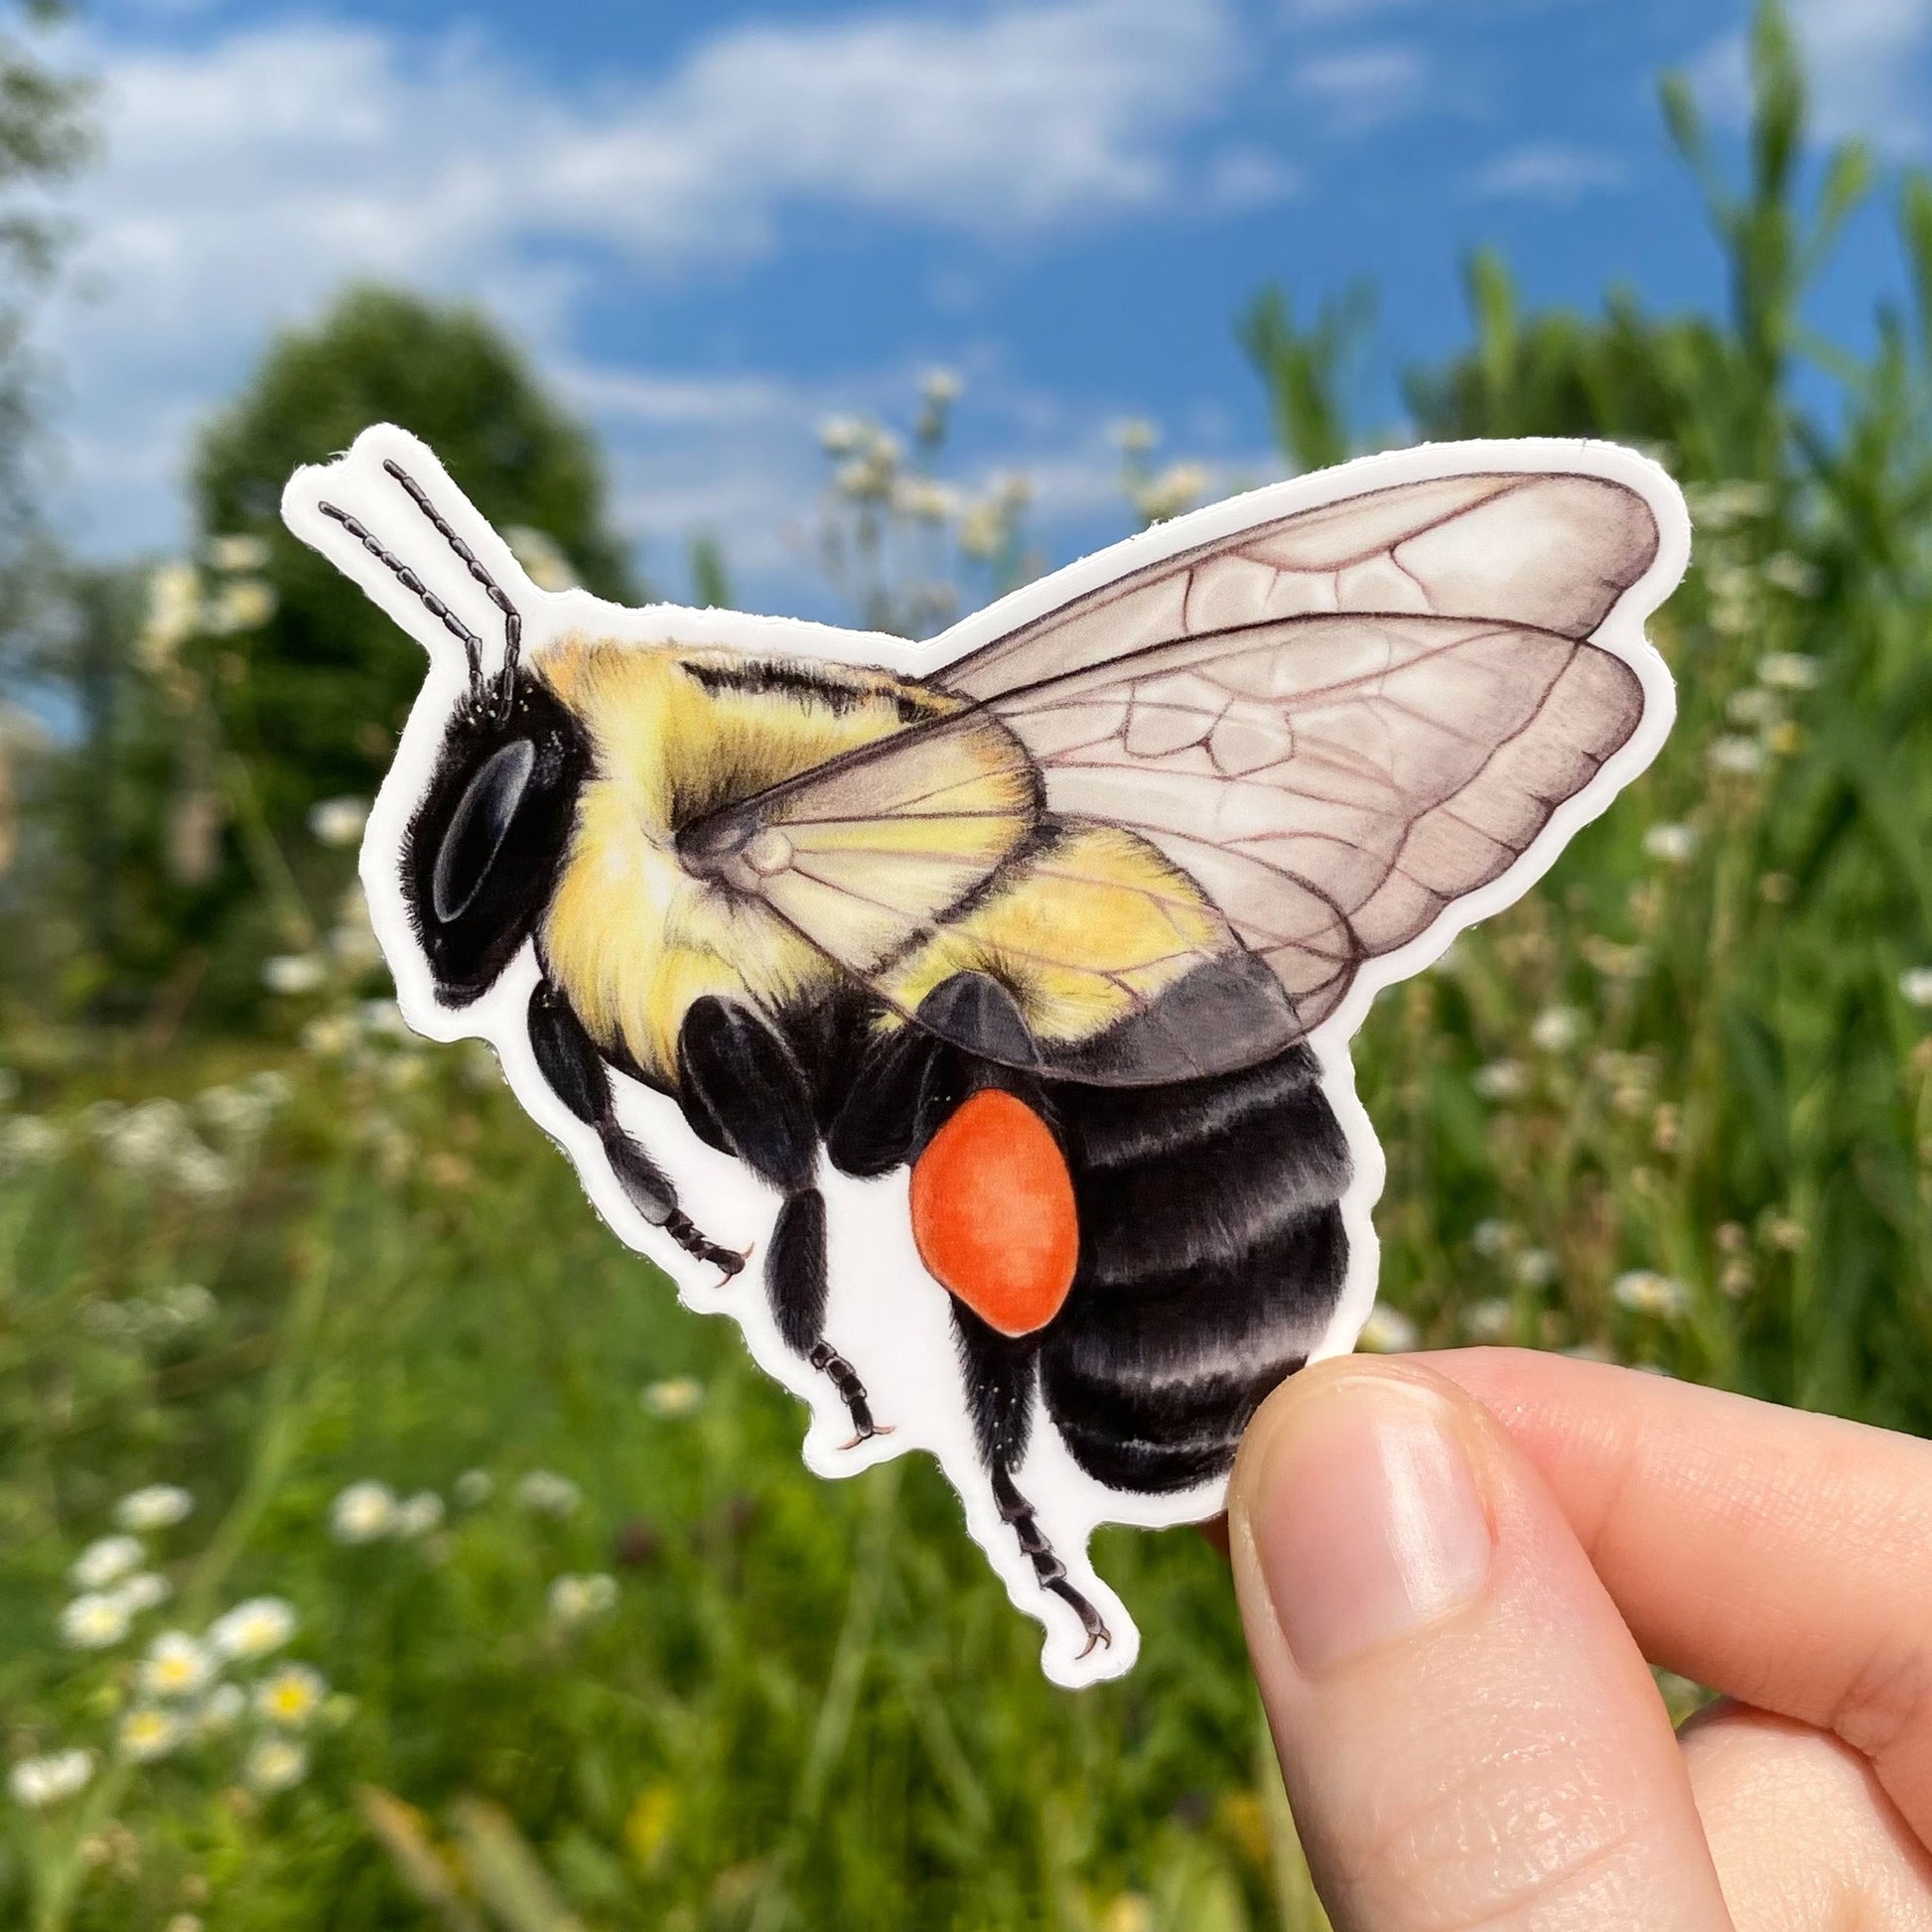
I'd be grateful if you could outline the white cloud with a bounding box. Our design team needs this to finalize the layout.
[1473,143,1629,205]
[37,0,1240,582]
[1291,44,1425,132]
[1205,148,1303,208]
[1693,0,1932,152]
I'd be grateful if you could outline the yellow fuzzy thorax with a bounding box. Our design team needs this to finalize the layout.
[532,635,1223,1080]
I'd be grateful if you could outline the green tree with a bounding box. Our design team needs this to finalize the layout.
[192,284,641,837]
[8,284,644,1028]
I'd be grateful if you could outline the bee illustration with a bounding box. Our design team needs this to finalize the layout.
[286,426,1684,1681]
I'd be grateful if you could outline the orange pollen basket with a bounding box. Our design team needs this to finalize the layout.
[909,1090,1080,1338]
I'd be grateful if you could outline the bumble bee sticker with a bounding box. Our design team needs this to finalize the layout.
[283,425,1688,1688]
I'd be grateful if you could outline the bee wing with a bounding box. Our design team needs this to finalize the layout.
[689,467,1668,1084]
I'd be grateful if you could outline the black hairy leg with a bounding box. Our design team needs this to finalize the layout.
[525,980,744,1280]
[952,1304,1110,1658]
[677,996,889,1447]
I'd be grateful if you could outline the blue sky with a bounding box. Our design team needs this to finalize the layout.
[36,0,1932,614]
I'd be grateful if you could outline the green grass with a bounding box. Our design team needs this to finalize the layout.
[1,8,1930,1926]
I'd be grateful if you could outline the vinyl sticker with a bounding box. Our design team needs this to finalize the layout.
[283,426,1689,1687]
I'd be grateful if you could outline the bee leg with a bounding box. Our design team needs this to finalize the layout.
[526,981,744,1280]
[676,998,889,1446]
[951,1305,1112,1659]
[825,971,1039,1177]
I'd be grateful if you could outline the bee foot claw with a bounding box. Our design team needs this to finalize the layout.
[836,1422,895,1451]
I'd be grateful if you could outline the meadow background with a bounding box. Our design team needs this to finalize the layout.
[1,2,1930,1926]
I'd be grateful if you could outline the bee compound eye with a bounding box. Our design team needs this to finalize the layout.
[432,738,537,924]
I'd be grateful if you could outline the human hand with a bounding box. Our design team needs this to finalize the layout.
[1227,1348,1932,1928]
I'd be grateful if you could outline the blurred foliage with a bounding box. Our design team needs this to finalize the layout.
[3,285,638,1029]
[1248,1,1932,1425]
[812,368,1044,638]
[0,3,1929,1929]
[0,0,89,539]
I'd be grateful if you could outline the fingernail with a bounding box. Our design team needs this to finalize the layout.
[1252,1373,1492,1676]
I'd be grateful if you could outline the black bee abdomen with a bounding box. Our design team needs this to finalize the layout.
[1038,1041,1351,1495]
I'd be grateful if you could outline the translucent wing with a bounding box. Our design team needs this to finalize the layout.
[683,469,1662,1084]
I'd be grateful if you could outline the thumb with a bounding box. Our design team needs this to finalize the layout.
[1229,1357,1730,1931]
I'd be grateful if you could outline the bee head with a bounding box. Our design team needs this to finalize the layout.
[322,462,590,1005]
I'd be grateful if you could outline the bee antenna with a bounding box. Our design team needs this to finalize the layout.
[318,498,486,692]
[380,460,523,715]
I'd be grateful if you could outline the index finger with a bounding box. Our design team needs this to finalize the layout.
[1423,1347,1932,1843]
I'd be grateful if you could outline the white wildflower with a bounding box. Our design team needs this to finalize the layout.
[816,414,868,455]
[641,1377,705,1419]
[393,1491,445,1539]
[118,1706,184,1762]
[1111,418,1160,454]
[171,1143,234,1200]
[502,525,578,594]
[1685,480,1771,527]
[207,1595,298,1661]
[957,499,1007,560]
[1530,1007,1582,1053]
[330,1480,398,1544]
[137,561,201,671]
[919,366,963,406]
[198,1082,278,1138]
[140,1631,214,1699]
[1643,822,1699,866]
[1725,686,1783,729]
[516,1470,582,1518]
[1470,1218,1514,1258]
[1612,1270,1690,1319]
[1709,735,1766,776]
[306,796,368,848]
[300,1014,358,1057]
[158,1285,216,1328]
[203,577,275,634]
[356,1000,412,1044]
[207,533,270,573]
[254,1663,327,1728]
[548,1573,619,1627]
[1514,1248,1560,1288]
[1473,1059,1528,1101]
[262,954,328,996]
[1760,553,1821,599]
[1130,461,1210,525]
[0,1114,61,1167]
[891,478,959,522]
[70,1534,144,1590]
[1356,1303,1418,1353]
[113,1573,171,1614]
[243,1737,309,1794]
[1899,967,1932,1009]
[194,1683,245,1738]
[1757,649,1821,688]
[1461,1298,1515,1342]
[9,1748,94,1808]
[94,1099,193,1175]
[61,1591,133,1650]
[454,1469,493,1506]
